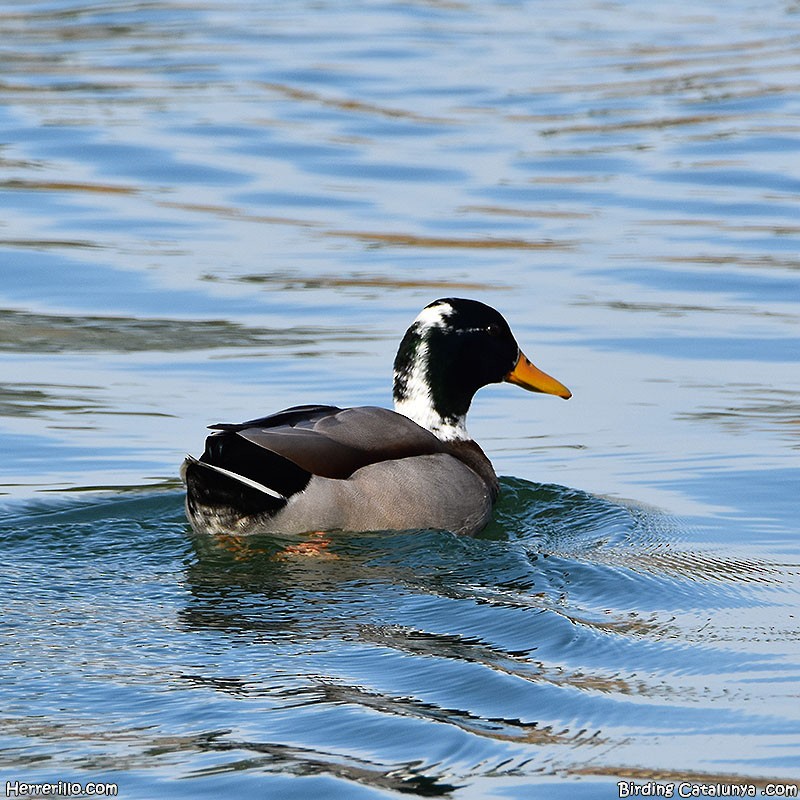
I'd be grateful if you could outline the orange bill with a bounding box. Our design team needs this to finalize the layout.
[505,351,572,399]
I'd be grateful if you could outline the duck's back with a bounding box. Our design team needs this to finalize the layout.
[182,404,496,536]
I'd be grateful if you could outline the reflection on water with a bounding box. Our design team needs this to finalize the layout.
[0,308,373,354]
[1,0,799,795]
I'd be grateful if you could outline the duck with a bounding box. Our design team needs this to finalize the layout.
[182,298,571,537]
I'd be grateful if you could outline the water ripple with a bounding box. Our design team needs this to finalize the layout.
[1,474,797,792]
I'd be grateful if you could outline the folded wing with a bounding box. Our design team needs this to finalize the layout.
[188,404,448,507]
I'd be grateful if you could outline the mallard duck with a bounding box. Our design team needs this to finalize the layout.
[182,298,571,536]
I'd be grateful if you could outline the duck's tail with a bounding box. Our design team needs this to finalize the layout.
[182,445,296,534]
[182,427,315,534]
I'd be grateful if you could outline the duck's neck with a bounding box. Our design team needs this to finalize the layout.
[393,330,472,442]
[394,394,469,441]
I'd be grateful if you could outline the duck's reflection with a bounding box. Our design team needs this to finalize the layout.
[179,530,492,796]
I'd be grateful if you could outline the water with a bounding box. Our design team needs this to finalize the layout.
[1,1,799,796]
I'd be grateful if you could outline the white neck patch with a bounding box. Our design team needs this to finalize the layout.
[393,302,470,441]
[395,401,469,441]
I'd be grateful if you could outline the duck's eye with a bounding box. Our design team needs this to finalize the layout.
[486,324,502,337]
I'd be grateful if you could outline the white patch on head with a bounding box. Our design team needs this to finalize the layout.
[393,301,469,441]
[413,301,453,331]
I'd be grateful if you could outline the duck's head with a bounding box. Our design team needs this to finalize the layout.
[393,298,571,440]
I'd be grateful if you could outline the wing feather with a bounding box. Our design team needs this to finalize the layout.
[233,406,447,479]
[200,405,447,490]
